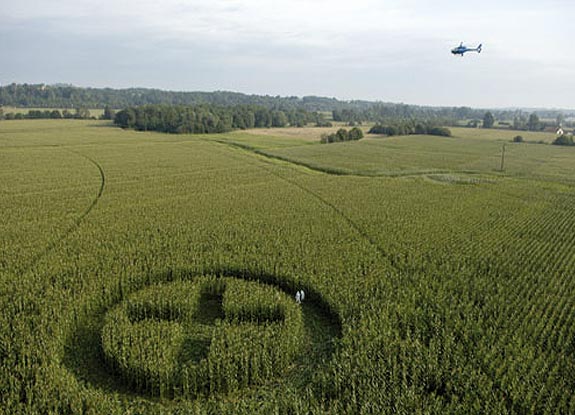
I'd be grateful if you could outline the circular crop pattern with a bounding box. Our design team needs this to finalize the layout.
[63,269,341,405]
[92,274,323,399]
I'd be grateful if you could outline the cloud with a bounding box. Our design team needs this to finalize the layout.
[3,0,572,59]
[0,1,455,48]
[1,0,574,107]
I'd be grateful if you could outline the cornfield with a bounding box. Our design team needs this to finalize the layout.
[1,120,575,414]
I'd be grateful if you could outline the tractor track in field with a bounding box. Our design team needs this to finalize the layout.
[211,138,494,179]
[276,171,396,267]
[21,150,106,275]
[206,139,397,269]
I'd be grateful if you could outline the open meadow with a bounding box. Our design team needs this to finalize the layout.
[1,120,575,414]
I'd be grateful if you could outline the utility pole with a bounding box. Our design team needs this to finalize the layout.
[500,143,506,172]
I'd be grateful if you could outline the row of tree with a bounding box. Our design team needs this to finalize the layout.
[333,106,461,125]
[1,108,91,120]
[114,105,323,134]
[3,84,572,125]
[482,111,571,131]
[0,83,355,112]
[0,106,116,121]
[368,121,452,137]
[320,127,364,143]
[332,105,575,128]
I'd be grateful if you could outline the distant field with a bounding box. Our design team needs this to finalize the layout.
[2,120,575,414]
[222,125,371,149]
[223,127,575,183]
[1,106,105,117]
[451,126,557,143]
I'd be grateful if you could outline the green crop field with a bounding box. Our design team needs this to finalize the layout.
[1,120,575,414]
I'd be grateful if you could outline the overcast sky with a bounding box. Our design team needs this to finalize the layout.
[1,0,573,108]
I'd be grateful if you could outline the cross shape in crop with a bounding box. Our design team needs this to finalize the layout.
[135,288,285,366]
[178,291,224,364]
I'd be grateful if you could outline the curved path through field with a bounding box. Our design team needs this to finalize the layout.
[22,150,106,274]
[207,139,397,270]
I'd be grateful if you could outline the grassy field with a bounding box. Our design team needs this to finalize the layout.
[223,127,575,182]
[1,120,575,414]
[1,107,105,117]
[451,126,558,143]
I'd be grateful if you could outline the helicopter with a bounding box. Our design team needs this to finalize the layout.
[451,42,482,56]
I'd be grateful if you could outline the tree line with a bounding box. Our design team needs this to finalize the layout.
[332,105,575,127]
[0,84,390,112]
[0,106,115,121]
[332,106,465,125]
[3,84,572,125]
[482,111,574,131]
[113,104,324,134]
[368,120,452,137]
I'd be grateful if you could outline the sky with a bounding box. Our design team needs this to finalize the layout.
[1,0,573,108]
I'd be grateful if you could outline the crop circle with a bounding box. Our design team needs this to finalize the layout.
[101,276,304,398]
[64,269,341,402]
